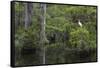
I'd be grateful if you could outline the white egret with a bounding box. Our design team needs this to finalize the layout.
[78,19,82,27]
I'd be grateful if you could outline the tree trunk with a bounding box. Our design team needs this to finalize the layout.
[24,3,33,29]
[39,3,48,64]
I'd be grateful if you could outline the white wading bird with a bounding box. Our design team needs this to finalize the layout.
[78,19,82,27]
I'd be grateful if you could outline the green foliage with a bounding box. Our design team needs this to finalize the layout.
[14,2,97,65]
[69,27,90,48]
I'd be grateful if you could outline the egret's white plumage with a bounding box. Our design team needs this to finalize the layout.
[78,20,82,27]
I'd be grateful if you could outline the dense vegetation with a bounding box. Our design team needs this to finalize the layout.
[13,2,97,66]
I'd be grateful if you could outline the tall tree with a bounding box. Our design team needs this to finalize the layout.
[39,3,48,64]
[24,3,33,29]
